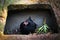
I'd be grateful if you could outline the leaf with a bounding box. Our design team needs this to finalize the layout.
[43,24,49,33]
[37,24,49,34]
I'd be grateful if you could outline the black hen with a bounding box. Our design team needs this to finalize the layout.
[20,17,37,35]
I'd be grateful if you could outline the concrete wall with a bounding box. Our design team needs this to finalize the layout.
[4,9,58,34]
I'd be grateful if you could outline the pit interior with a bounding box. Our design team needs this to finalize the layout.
[4,4,59,34]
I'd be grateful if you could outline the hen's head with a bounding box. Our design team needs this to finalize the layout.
[23,20,29,26]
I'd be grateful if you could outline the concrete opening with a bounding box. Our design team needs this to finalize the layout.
[4,4,59,34]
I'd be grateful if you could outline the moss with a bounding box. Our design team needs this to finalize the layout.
[0,22,4,32]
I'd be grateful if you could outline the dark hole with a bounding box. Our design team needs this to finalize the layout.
[4,4,59,35]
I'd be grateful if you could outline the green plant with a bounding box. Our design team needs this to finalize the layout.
[37,24,49,34]
[36,18,49,34]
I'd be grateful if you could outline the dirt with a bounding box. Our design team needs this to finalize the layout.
[0,32,60,40]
